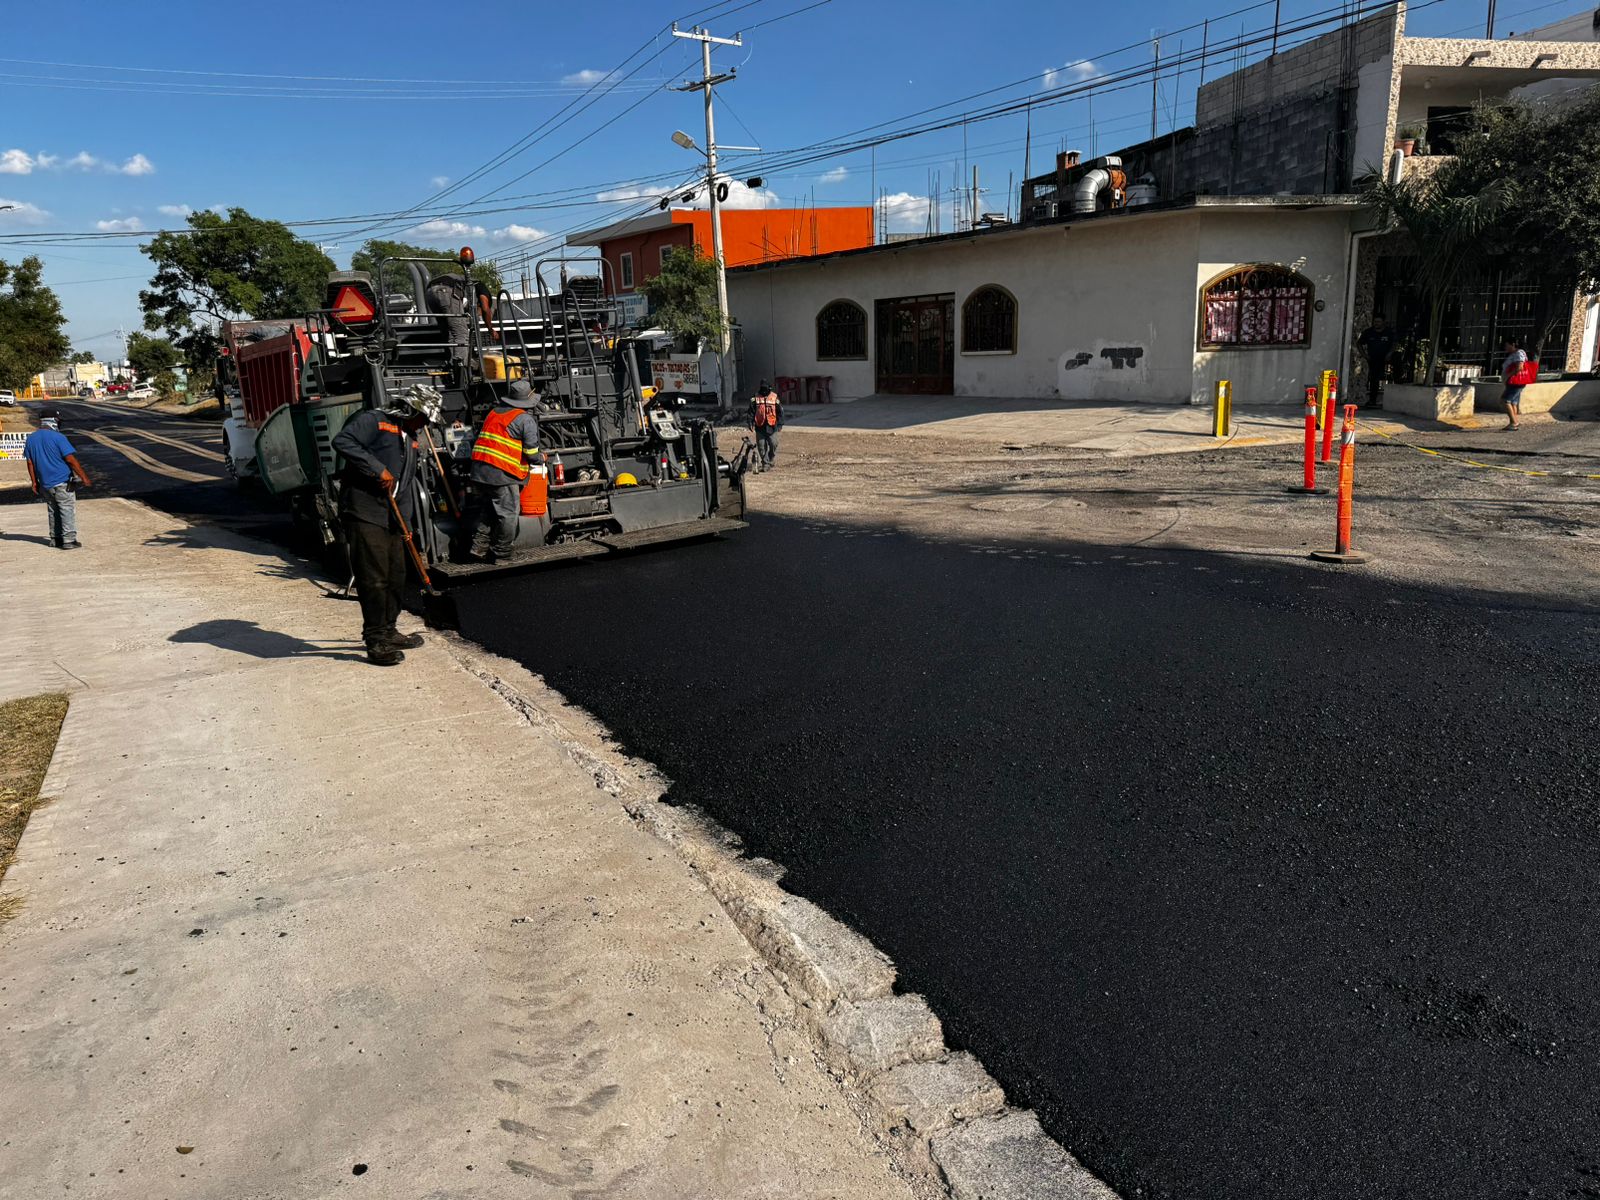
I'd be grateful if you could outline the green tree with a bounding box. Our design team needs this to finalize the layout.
[1367,169,1516,385]
[127,332,181,394]
[139,207,334,371]
[1449,89,1600,365]
[70,349,97,364]
[350,238,503,297]
[0,256,71,392]
[641,245,724,345]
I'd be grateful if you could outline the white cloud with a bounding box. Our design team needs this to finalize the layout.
[0,197,49,225]
[562,68,615,86]
[818,166,849,184]
[1042,60,1099,89]
[430,175,450,188]
[409,218,487,239]
[95,216,144,232]
[596,181,657,203]
[877,191,935,233]
[158,204,193,217]
[491,223,550,243]
[2,149,155,176]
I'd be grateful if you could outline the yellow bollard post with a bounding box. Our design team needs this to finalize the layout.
[1317,369,1335,431]
[1213,379,1232,438]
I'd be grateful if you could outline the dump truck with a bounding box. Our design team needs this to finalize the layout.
[250,249,749,583]
[217,319,315,481]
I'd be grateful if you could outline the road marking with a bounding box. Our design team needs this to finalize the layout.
[108,425,224,464]
[77,429,215,484]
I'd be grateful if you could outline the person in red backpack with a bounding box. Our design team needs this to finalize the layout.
[1500,337,1532,431]
[748,381,783,470]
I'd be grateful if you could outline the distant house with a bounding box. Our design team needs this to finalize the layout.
[567,206,875,297]
[729,2,1600,405]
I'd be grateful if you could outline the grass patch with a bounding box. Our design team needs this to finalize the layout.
[0,694,69,913]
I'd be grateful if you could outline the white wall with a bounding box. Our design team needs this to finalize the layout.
[728,206,1356,406]
[1353,56,1397,177]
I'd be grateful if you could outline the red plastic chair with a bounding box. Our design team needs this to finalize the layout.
[774,376,802,405]
[805,375,834,404]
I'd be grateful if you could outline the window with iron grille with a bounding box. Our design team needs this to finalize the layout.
[816,300,868,360]
[1200,265,1312,348]
[962,285,1017,353]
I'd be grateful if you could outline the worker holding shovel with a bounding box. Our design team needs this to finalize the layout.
[332,387,440,666]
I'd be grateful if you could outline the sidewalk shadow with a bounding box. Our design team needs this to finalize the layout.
[0,530,54,546]
[169,619,366,662]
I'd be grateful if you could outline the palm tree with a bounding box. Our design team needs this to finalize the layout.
[1366,172,1517,386]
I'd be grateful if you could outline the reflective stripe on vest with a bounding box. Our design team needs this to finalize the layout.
[753,398,779,427]
[471,408,530,479]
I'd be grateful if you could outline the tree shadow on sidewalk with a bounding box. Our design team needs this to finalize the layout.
[169,619,366,662]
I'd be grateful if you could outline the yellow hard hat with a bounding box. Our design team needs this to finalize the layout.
[614,472,638,486]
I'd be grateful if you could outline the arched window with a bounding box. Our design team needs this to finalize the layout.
[1200,264,1313,348]
[962,285,1017,354]
[816,300,868,360]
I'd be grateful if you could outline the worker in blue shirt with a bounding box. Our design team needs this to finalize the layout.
[23,410,92,549]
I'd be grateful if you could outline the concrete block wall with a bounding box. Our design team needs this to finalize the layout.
[1195,10,1398,126]
[1190,90,1349,195]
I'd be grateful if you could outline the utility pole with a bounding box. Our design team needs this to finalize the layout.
[673,23,741,408]
[1151,37,1161,141]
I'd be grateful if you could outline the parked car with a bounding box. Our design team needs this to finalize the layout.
[77,386,95,399]
[0,389,16,406]
[127,384,156,400]
[106,382,129,394]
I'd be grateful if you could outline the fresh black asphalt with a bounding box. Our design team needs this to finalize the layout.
[30,401,1600,1197]
[455,515,1600,1200]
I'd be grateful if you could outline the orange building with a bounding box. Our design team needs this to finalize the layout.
[567,207,873,295]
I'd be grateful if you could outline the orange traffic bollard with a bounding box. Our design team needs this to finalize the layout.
[1311,404,1367,564]
[1286,387,1328,495]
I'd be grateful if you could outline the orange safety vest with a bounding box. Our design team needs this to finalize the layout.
[753,396,780,427]
[470,407,532,480]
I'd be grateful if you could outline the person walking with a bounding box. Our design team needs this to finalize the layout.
[467,379,540,562]
[23,410,91,548]
[332,388,436,666]
[748,381,783,470]
[1356,316,1396,409]
[1500,337,1531,431]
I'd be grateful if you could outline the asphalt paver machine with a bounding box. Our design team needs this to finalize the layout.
[252,249,748,583]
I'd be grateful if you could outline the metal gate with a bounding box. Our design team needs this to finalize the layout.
[875,294,955,395]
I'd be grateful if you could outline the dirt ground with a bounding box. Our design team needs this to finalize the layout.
[0,694,68,913]
[741,420,1600,609]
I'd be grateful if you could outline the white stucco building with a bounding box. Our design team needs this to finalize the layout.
[731,198,1364,406]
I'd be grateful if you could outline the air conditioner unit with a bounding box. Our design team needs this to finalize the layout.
[1026,201,1059,222]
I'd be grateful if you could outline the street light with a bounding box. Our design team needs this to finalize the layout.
[671,130,699,153]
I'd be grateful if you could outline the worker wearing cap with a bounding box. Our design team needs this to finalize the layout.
[23,410,92,548]
[748,381,782,470]
[332,389,432,666]
[467,379,540,562]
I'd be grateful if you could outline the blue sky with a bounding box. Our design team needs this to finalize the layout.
[0,0,1574,360]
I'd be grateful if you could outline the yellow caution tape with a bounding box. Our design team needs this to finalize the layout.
[1356,419,1600,482]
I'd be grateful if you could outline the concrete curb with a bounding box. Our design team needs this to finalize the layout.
[443,634,1123,1200]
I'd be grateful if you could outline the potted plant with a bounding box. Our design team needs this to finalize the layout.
[1394,125,1423,156]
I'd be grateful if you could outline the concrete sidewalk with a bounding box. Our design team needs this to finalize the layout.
[0,498,914,1199]
[781,395,1437,456]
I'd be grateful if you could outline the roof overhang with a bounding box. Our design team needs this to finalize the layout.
[566,210,678,247]
[729,194,1369,276]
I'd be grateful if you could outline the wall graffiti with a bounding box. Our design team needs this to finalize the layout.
[1099,346,1145,369]
[1061,352,1094,371]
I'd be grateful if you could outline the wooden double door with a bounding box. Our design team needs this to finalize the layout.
[875,294,954,395]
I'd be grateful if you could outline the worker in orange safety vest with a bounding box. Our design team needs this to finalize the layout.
[748,380,783,470]
[467,379,540,561]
